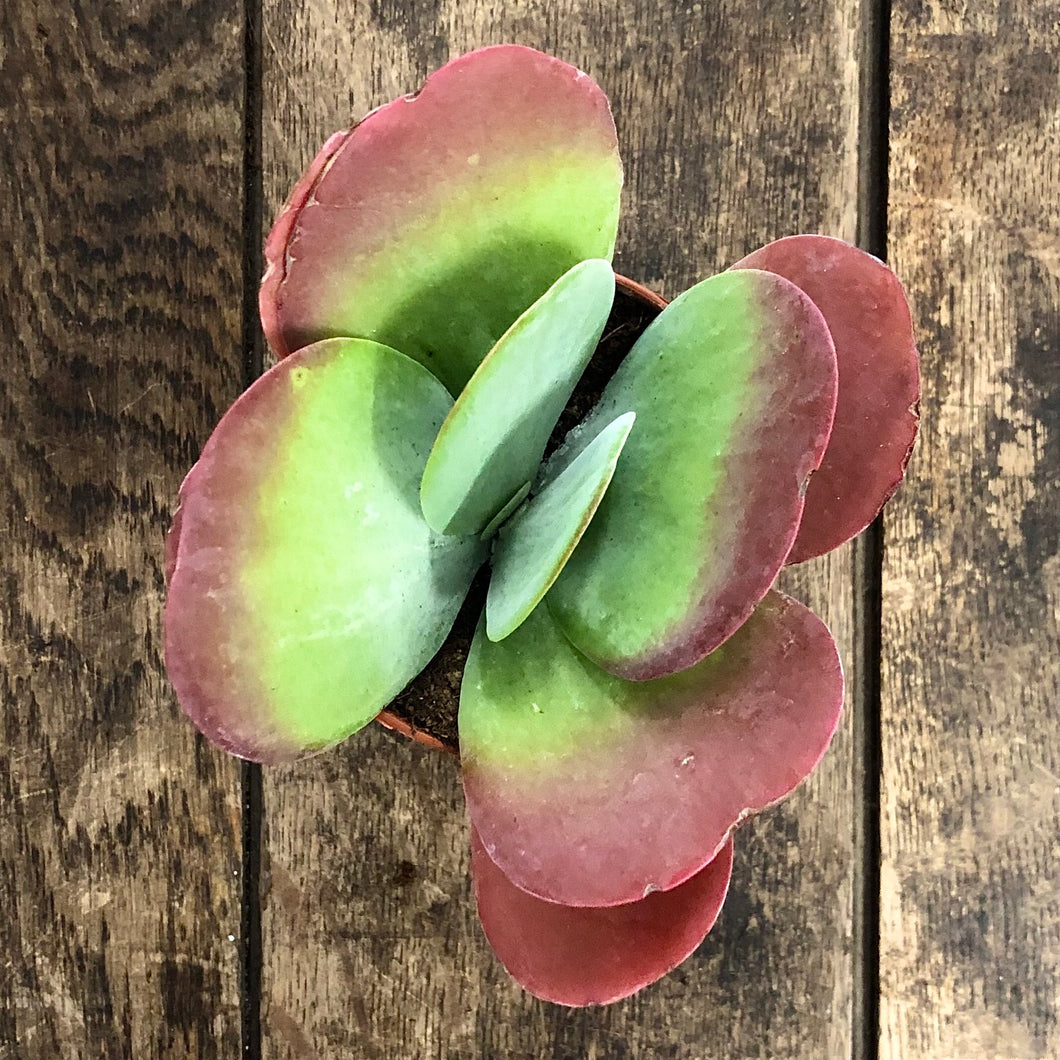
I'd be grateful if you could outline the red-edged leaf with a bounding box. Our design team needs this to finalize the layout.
[260,45,623,395]
[472,827,733,1006]
[460,591,843,907]
[545,270,837,680]
[733,235,920,561]
[165,338,483,763]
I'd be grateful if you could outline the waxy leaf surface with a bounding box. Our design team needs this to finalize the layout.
[486,411,635,642]
[733,235,920,561]
[546,270,838,680]
[461,592,843,907]
[165,339,483,763]
[260,45,623,395]
[420,259,615,536]
[471,826,733,1006]
[480,483,531,541]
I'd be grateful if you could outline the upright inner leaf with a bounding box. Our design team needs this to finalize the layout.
[419,259,616,536]
[486,411,635,642]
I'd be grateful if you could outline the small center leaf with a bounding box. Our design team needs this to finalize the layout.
[486,411,636,642]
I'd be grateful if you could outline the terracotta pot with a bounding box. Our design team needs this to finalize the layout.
[375,272,668,757]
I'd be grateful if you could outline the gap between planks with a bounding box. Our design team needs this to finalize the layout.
[240,0,266,1057]
[852,0,891,1057]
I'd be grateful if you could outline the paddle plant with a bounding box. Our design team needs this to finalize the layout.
[164,45,919,1006]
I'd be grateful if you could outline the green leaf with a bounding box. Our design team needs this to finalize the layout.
[419,259,616,536]
[461,592,842,907]
[486,411,635,641]
[480,482,531,541]
[545,269,838,680]
[165,338,485,763]
[260,46,624,395]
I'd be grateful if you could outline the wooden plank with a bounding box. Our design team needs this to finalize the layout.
[0,2,246,1057]
[882,2,1060,1057]
[259,2,864,1056]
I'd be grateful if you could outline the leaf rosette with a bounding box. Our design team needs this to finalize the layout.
[165,45,919,1006]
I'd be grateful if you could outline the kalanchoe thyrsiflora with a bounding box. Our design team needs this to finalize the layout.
[164,45,919,1006]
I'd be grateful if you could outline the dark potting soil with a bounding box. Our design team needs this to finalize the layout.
[382,281,663,755]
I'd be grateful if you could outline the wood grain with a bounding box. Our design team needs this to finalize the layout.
[882,1,1060,1057]
[0,2,246,1056]
[259,2,865,1056]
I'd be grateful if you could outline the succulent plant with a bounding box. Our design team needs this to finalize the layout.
[164,45,919,1006]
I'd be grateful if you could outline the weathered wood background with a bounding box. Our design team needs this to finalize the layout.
[1,0,1056,1057]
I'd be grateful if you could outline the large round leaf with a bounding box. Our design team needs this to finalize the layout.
[546,270,838,680]
[471,826,733,1007]
[260,45,623,395]
[165,339,484,763]
[733,235,920,561]
[460,592,842,907]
